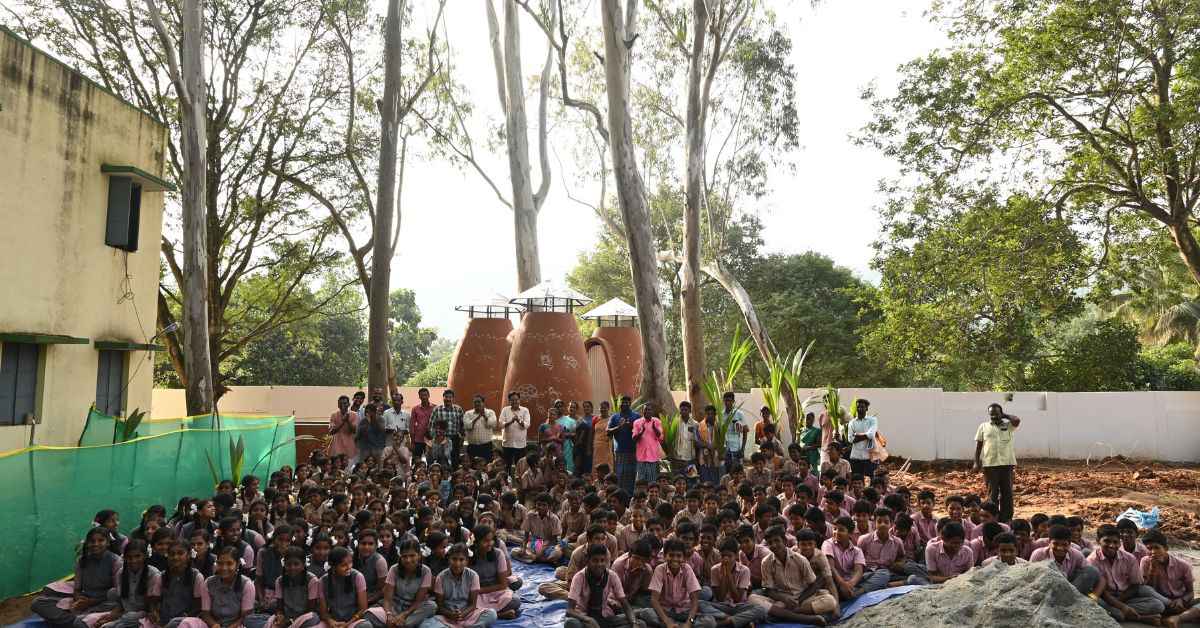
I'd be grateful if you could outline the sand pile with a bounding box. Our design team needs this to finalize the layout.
[838,561,1119,628]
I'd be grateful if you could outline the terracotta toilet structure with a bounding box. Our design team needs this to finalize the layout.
[502,280,593,440]
[582,298,643,404]
[446,294,522,414]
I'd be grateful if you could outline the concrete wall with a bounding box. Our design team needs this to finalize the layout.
[0,28,167,451]
[153,386,1200,462]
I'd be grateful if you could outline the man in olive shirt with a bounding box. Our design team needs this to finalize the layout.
[974,403,1021,523]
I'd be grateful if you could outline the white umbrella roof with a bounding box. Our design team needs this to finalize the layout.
[454,293,525,315]
[582,298,638,321]
[508,279,592,307]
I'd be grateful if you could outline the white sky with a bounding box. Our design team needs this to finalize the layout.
[393,0,948,339]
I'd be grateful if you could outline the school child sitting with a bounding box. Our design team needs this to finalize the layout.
[613,539,657,607]
[256,525,292,610]
[918,521,973,585]
[1085,524,1166,623]
[202,546,257,628]
[1140,531,1199,628]
[748,526,837,626]
[1029,524,1101,597]
[1010,518,1034,560]
[469,526,519,620]
[734,525,769,591]
[32,527,123,627]
[820,444,850,480]
[636,539,716,628]
[966,502,1009,540]
[425,543,497,628]
[511,493,564,565]
[857,507,923,593]
[1117,518,1150,562]
[981,533,1026,568]
[968,522,1004,566]
[821,516,866,600]
[262,546,320,628]
[370,538,438,627]
[701,538,768,628]
[794,528,841,618]
[565,544,639,628]
[156,539,203,627]
[88,540,161,628]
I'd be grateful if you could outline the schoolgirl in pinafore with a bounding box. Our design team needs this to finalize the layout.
[31,528,122,627]
[156,540,204,628]
[80,541,161,628]
[319,547,379,627]
[364,539,437,627]
[263,547,321,628]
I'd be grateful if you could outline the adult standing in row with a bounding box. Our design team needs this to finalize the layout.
[328,394,358,463]
[974,403,1021,523]
[383,391,409,450]
[608,396,640,495]
[464,394,498,463]
[632,403,663,483]
[847,399,879,477]
[356,402,388,463]
[573,400,595,477]
[430,389,465,469]
[591,400,614,472]
[500,392,530,471]
[409,388,435,461]
[669,401,700,476]
[721,392,748,472]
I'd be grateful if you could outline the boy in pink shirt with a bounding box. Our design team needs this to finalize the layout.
[700,538,767,627]
[637,539,714,628]
[565,544,638,628]
[821,517,865,600]
[1141,531,1198,628]
[632,411,664,484]
[919,521,973,585]
[1087,524,1165,622]
[1029,524,1101,596]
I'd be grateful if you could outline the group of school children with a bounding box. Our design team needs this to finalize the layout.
[31,397,1199,628]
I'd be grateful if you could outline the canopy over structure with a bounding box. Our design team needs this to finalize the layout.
[509,279,592,313]
[455,293,524,319]
[582,297,639,327]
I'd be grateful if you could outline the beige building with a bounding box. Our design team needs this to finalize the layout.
[0,27,170,451]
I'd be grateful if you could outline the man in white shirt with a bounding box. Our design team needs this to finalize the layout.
[499,391,530,471]
[974,403,1021,523]
[382,391,409,443]
[847,399,879,479]
[463,394,499,463]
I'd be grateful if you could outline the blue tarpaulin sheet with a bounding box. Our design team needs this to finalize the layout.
[14,551,920,628]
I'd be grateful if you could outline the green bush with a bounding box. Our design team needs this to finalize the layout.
[406,354,451,387]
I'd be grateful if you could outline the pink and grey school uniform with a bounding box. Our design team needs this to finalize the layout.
[31,551,122,627]
[364,563,437,627]
[264,573,321,628]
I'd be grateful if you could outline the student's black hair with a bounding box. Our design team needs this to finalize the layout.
[655,502,675,521]
[1141,529,1168,548]
[862,487,881,503]
[825,490,844,504]
[281,546,309,588]
[663,539,687,555]
[873,507,894,520]
[426,531,449,550]
[763,525,787,542]
[754,503,777,519]
[717,509,739,524]
[882,494,906,513]
[1047,514,1069,527]
[151,527,175,545]
[470,525,497,565]
[1095,524,1119,541]
[212,492,236,512]
[803,507,827,528]
[631,539,653,559]
[446,543,470,559]
[981,522,1004,543]
[852,501,874,515]
[994,532,1017,546]
[795,529,820,544]
[735,524,756,541]
[119,540,150,600]
[1030,513,1049,528]
[699,523,718,537]
[834,516,855,532]
[716,537,739,554]
[676,522,698,539]
[1115,518,1139,532]
[213,546,246,593]
[587,543,609,559]
[162,539,197,589]
[586,523,608,541]
[894,513,914,532]
[980,502,1000,516]
[944,495,964,506]
[940,522,966,541]
[1047,525,1072,542]
[796,484,814,498]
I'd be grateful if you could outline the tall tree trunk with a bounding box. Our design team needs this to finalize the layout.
[1169,219,1200,289]
[369,0,403,395]
[147,0,214,415]
[681,0,708,413]
[601,0,676,414]
[497,0,542,291]
[702,260,798,428]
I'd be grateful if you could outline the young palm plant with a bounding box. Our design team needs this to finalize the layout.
[702,328,756,454]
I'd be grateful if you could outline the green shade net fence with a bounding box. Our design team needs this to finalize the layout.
[0,409,295,600]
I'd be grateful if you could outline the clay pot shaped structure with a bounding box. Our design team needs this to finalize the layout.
[503,281,593,440]
[583,298,643,403]
[447,296,522,414]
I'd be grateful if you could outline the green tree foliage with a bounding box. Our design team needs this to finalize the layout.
[743,253,896,387]
[1136,343,1200,390]
[1027,320,1141,391]
[388,289,439,384]
[859,0,1200,290]
[862,192,1087,390]
[406,354,450,387]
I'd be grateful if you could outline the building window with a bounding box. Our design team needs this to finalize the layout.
[0,342,40,426]
[105,176,142,252]
[95,350,127,416]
